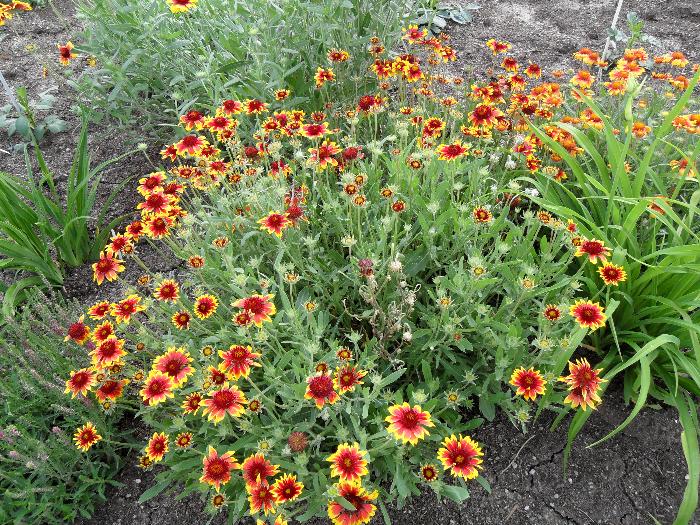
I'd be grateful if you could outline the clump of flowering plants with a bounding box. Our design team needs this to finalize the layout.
[62,31,698,522]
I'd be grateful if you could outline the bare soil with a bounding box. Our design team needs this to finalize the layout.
[2,0,699,524]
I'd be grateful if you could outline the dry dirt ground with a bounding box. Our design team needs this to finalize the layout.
[2,0,699,524]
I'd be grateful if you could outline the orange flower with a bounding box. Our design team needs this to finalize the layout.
[509,367,547,401]
[570,70,594,89]
[200,446,240,492]
[631,121,651,138]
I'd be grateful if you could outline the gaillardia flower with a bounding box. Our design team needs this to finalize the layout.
[65,316,90,344]
[569,299,607,330]
[327,442,368,482]
[258,211,292,237]
[74,422,102,452]
[575,238,611,264]
[271,473,304,503]
[194,294,219,319]
[304,373,339,409]
[145,432,169,462]
[248,480,276,515]
[385,403,434,445]
[233,294,276,327]
[509,367,547,401]
[92,252,124,285]
[559,358,606,411]
[219,344,262,379]
[598,263,627,286]
[65,368,97,398]
[200,446,240,492]
[437,434,484,480]
[202,385,247,423]
[140,370,175,406]
[153,347,193,387]
[327,480,378,525]
[241,453,280,487]
[333,364,367,393]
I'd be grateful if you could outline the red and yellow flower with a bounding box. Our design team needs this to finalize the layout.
[232,294,276,327]
[167,0,197,13]
[509,367,547,401]
[327,480,378,525]
[327,443,368,482]
[194,294,219,319]
[258,212,292,237]
[598,263,627,286]
[436,140,470,161]
[145,432,169,462]
[58,41,76,65]
[110,294,146,324]
[73,422,102,452]
[304,373,339,409]
[559,358,606,411]
[575,238,611,264]
[270,473,304,503]
[153,347,193,387]
[200,446,240,492]
[201,385,247,423]
[154,279,180,302]
[332,364,367,393]
[140,370,175,406]
[92,252,124,285]
[437,434,483,480]
[65,316,91,345]
[385,403,434,445]
[242,453,280,487]
[569,299,607,330]
[65,368,97,398]
[219,344,262,379]
[248,481,276,515]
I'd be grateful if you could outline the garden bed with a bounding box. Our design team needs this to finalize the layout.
[1,0,699,524]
